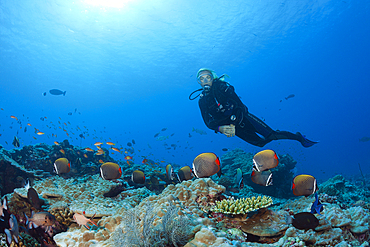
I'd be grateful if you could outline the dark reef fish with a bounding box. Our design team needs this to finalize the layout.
[285,94,295,100]
[27,187,42,210]
[5,214,19,245]
[287,212,319,230]
[49,89,66,96]
[359,136,370,142]
[12,136,20,148]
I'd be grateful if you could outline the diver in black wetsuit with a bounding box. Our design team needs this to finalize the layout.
[189,68,318,148]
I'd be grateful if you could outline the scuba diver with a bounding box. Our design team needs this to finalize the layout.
[189,68,318,148]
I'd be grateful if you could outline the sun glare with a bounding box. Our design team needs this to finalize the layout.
[84,0,133,8]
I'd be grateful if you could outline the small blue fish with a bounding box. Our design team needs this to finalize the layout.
[310,193,324,215]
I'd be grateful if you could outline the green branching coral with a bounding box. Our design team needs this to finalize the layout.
[211,195,273,215]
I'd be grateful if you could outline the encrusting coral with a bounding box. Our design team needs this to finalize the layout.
[211,196,273,215]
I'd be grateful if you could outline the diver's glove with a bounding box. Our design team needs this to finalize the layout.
[218,124,235,137]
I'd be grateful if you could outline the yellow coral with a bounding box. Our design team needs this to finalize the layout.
[211,196,273,215]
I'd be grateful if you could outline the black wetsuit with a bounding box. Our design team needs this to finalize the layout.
[198,79,303,147]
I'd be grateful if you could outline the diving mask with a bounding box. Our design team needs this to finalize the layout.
[197,73,213,86]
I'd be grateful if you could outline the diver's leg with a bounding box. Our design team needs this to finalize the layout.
[245,113,274,138]
[236,130,269,147]
[266,131,318,147]
[245,113,318,147]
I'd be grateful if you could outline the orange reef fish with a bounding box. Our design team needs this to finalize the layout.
[94,142,103,146]
[73,212,98,230]
[85,148,94,152]
[253,149,279,172]
[54,141,60,145]
[10,116,18,120]
[111,147,120,153]
[36,132,44,135]
[106,142,115,146]
[124,156,133,161]
[192,153,221,178]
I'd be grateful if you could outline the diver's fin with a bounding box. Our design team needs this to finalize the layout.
[297,132,319,148]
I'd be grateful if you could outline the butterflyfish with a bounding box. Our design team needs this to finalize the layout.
[292,174,317,197]
[54,158,71,174]
[131,170,145,184]
[100,162,122,180]
[251,170,273,186]
[192,152,221,178]
[252,149,279,172]
[177,166,193,182]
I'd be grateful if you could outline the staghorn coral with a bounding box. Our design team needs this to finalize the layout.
[211,195,273,215]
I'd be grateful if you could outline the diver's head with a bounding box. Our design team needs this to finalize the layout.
[197,69,214,91]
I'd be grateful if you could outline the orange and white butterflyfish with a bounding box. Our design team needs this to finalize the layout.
[192,152,221,178]
[252,149,279,172]
[251,170,273,186]
[54,158,71,174]
[100,162,122,180]
[292,174,317,197]
[131,170,145,184]
[166,164,175,181]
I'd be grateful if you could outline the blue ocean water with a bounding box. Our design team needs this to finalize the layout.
[1,0,369,181]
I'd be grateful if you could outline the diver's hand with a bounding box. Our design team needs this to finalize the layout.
[218,124,235,137]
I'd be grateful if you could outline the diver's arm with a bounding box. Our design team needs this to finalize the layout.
[199,100,221,132]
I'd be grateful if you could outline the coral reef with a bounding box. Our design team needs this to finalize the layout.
[2,144,370,246]
[211,196,273,215]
